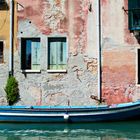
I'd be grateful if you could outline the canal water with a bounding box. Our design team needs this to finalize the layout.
[0,121,140,140]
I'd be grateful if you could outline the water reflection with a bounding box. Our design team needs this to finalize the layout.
[0,121,140,140]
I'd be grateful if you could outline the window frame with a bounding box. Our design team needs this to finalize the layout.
[47,36,68,73]
[20,37,41,73]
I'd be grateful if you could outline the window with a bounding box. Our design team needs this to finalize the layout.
[128,0,140,30]
[21,38,41,70]
[0,0,9,10]
[48,37,67,70]
[0,41,4,63]
[138,49,140,84]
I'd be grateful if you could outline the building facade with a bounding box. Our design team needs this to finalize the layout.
[0,0,17,105]
[0,0,140,106]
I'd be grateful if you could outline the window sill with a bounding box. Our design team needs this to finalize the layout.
[136,84,140,87]
[21,70,41,73]
[0,63,5,65]
[47,69,67,73]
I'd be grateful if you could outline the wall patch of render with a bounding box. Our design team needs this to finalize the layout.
[102,45,136,104]
[15,0,99,106]
[14,0,140,106]
[100,0,140,104]
[43,0,66,33]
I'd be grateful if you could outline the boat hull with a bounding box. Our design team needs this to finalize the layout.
[0,101,140,123]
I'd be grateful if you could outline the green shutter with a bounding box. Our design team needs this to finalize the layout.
[128,0,140,9]
[129,0,136,9]
[57,42,63,69]
[128,10,132,30]
[57,42,67,70]
[31,41,41,70]
[62,42,67,69]
[48,38,67,70]
[128,0,134,30]
[62,42,67,64]
[128,0,140,30]
[49,42,57,70]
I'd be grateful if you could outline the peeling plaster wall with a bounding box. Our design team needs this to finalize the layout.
[101,0,140,104]
[14,0,140,106]
[0,4,17,105]
[15,0,99,106]
[0,2,18,105]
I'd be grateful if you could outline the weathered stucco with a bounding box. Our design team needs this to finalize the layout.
[0,0,140,106]
[15,0,140,105]
[0,3,17,105]
[15,0,99,106]
[101,0,139,104]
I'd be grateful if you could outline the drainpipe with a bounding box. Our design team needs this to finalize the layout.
[9,0,14,76]
[96,0,102,102]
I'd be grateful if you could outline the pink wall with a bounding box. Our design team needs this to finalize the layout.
[101,0,138,104]
[17,0,89,53]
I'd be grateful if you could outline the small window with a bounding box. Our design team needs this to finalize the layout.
[48,37,67,70]
[0,0,9,10]
[128,0,140,30]
[21,38,41,70]
[0,41,4,63]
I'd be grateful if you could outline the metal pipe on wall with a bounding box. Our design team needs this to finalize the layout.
[96,0,102,102]
[9,0,14,76]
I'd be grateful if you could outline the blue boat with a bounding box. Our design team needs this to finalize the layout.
[0,101,140,123]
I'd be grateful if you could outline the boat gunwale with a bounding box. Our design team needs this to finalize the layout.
[0,101,139,113]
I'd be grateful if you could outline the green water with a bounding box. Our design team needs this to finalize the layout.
[0,121,140,140]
